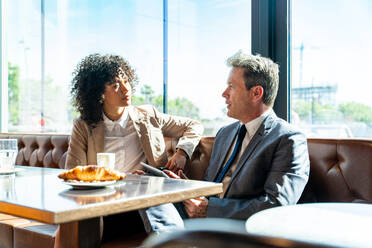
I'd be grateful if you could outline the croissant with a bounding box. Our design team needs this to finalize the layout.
[58,165,126,182]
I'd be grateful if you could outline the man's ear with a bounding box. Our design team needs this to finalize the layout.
[251,85,264,101]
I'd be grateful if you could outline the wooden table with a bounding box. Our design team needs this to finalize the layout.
[0,166,222,247]
[245,203,372,247]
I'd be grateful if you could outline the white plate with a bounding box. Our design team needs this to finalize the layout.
[61,187,116,197]
[0,168,24,175]
[61,180,118,189]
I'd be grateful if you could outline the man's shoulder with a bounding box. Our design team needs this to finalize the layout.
[215,121,240,137]
[272,116,304,134]
[266,115,307,143]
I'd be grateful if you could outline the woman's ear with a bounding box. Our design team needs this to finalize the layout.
[99,94,105,104]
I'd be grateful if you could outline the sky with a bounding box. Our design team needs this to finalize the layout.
[7,0,251,122]
[291,0,372,106]
[6,0,372,126]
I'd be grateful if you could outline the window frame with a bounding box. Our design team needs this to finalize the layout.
[0,0,7,131]
[251,0,290,121]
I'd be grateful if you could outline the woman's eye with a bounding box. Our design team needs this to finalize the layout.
[113,83,120,90]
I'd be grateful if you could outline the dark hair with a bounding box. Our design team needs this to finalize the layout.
[71,53,137,128]
[227,51,279,107]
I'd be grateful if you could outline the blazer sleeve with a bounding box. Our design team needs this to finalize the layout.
[65,119,89,169]
[151,106,204,159]
[207,131,310,220]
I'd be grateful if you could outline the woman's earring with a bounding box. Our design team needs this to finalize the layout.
[99,95,105,104]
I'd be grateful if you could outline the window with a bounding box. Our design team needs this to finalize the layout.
[5,0,250,135]
[168,0,251,135]
[291,0,372,138]
[7,0,163,133]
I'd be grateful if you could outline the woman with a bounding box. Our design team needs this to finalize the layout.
[66,53,203,173]
[66,53,203,241]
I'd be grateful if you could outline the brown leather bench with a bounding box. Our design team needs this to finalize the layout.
[300,138,372,203]
[1,133,372,247]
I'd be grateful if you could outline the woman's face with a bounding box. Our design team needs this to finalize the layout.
[103,71,132,109]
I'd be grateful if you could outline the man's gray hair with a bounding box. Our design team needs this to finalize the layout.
[227,50,279,107]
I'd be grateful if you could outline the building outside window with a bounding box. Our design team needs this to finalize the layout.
[291,0,372,138]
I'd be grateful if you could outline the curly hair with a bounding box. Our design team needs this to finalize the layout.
[71,53,137,128]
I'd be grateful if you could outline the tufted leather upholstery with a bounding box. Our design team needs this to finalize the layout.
[164,137,214,180]
[300,138,372,203]
[0,133,69,169]
[0,134,213,179]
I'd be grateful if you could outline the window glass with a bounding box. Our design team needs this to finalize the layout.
[7,0,251,135]
[7,0,41,131]
[168,0,251,136]
[291,0,372,138]
[7,0,162,132]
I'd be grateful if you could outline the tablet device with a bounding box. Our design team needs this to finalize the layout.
[140,162,170,178]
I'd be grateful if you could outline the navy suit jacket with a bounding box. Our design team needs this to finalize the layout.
[204,111,310,219]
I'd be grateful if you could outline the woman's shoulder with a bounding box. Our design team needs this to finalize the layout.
[131,104,160,117]
[73,118,87,126]
[132,104,157,112]
[71,118,89,132]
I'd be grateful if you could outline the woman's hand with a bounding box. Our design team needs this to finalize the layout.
[132,169,146,175]
[165,149,188,172]
[163,169,188,180]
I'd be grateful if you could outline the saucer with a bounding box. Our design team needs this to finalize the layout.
[0,168,23,175]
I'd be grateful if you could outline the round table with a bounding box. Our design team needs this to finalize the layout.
[245,203,372,247]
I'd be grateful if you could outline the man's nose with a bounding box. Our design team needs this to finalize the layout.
[222,88,228,98]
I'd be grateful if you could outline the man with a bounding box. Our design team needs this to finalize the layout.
[168,51,310,220]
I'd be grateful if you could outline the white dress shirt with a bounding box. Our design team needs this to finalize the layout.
[219,109,273,197]
[103,106,146,172]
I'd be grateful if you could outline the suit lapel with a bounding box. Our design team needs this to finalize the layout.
[224,112,277,194]
[128,106,156,165]
[91,122,104,154]
[210,123,240,181]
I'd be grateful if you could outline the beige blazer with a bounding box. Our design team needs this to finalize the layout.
[65,105,204,170]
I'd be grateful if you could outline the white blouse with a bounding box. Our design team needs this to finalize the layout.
[102,106,146,172]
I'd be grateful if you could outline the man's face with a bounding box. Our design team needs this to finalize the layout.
[103,71,132,109]
[222,67,252,122]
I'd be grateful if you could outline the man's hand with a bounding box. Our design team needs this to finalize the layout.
[165,149,188,172]
[183,197,208,218]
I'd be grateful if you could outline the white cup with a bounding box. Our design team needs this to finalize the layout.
[97,153,115,170]
[0,139,18,172]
